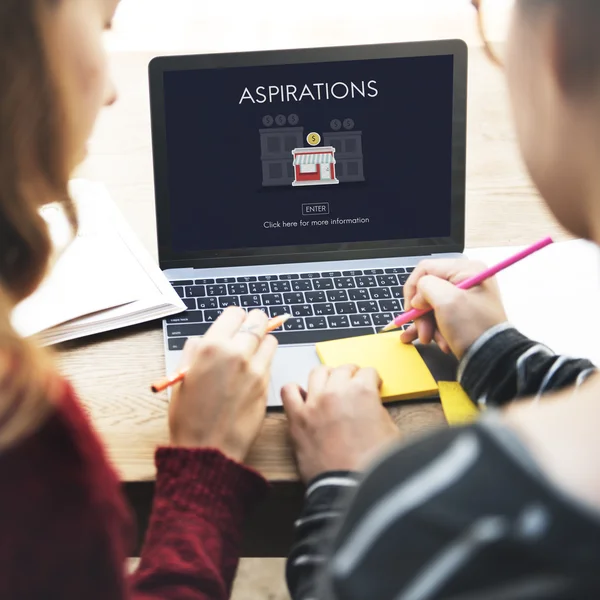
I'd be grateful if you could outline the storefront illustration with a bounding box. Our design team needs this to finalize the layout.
[291,147,340,187]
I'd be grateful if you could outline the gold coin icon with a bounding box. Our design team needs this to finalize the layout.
[307,132,321,146]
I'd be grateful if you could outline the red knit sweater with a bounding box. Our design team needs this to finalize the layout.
[0,378,268,599]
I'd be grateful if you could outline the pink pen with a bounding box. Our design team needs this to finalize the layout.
[380,236,554,333]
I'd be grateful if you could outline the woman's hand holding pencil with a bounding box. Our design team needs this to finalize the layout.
[162,307,285,461]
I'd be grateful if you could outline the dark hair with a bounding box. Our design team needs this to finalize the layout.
[520,0,600,94]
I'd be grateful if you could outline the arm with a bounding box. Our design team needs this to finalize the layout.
[129,448,267,600]
[458,323,596,407]
[288,423,595,600]
[286,471,360,600]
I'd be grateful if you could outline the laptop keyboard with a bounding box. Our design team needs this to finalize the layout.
[165,267,415,350]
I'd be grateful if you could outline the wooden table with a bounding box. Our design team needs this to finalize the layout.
[58,46,568,556]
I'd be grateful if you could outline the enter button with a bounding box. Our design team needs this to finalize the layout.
[302,202,330,216]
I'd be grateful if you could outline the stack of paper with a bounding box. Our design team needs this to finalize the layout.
[11,180,186,345]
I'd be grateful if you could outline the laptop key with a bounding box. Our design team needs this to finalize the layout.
[334,277,355,289]
[300,272,321,279]
[167,311,205,324]
[173,287,184,298]
[314,303,335,316]
[271,281,292,293]
[406,267,415,273]
[321,271,341,278]
[269,305,290,318]
[279,274,299,280]
[357,301,379,313]
[342,270,363,276]
[228,283,248,295]
[384,268,406,274]
[356,276,377,288]
[327,290,348,302]
[313,278,334,290]
[370,288,391,300]
[292,280,312,292]
[206,284,226,296]
[185,285,206,297]
[262,294,283,306]
[219,296,239,308]
[335,302,358,315]
[305,290,326,303]
[328,315,350,328]
[292,305,313,317]
[167,323,211,337]
[306,316,327,329]
[284,318,305,331]
[351,314,372,327]
[283,292,304,305]
[377,275,398,286]
[349,289,369,301]
[240,295,261,307]
[250,282,269,294]
[380,299,402,312]
[364,269,384,275]
[204,309,223,322]
[391,286,404,299]
[371,313,394,327]
[168,337,188,351]
[195,278,215,285]
[216,277,236,283]
[398,274,410,284]
[237,276,257,282]
[183,298,196,310]
[372,313,394,327]
[197,297,218,309]
[258,275,278,281]
[172,280,194,286]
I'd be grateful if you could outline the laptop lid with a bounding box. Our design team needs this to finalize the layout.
[149,40,467,271]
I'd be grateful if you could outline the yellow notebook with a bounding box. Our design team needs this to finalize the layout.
[315,333,438,403]
[438,381,480,425]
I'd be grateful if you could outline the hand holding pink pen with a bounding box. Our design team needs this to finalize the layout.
[380,237,554,333]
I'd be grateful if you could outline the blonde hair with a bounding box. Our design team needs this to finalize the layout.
[0,0,77,449]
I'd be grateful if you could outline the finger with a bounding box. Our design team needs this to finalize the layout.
[231,309,270,358]
[400,324,418,344]
[415,275,464,314]
[179,336,203,369]
[434,330,451,354]
[250,333,278,374]
[328,364,360,387]
[307,365,331,397]
[404,259,487,308]
[281,383,306,420]
[353,367,383,390]
[203,306,247,341]
[415,315,436,345]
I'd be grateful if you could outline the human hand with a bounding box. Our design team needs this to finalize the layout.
[169,307,278,462]
[400,259,507,359]
[281,365,399,483]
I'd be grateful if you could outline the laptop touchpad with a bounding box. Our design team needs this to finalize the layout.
[268,345,321,407]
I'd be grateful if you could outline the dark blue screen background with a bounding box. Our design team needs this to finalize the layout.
[163,54,454,253]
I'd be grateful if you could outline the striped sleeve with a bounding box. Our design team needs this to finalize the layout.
[287,425,600,600]
[458,323,596,408]
[286,472,360,600]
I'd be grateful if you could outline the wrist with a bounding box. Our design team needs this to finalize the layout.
[169,433,246,463]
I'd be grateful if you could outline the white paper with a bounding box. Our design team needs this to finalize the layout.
[11,180,185,343]
[466,239,600,366]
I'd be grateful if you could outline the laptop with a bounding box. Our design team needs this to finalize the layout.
[149,40,468,406]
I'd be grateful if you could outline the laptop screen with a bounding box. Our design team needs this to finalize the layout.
[156,47,463,265]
